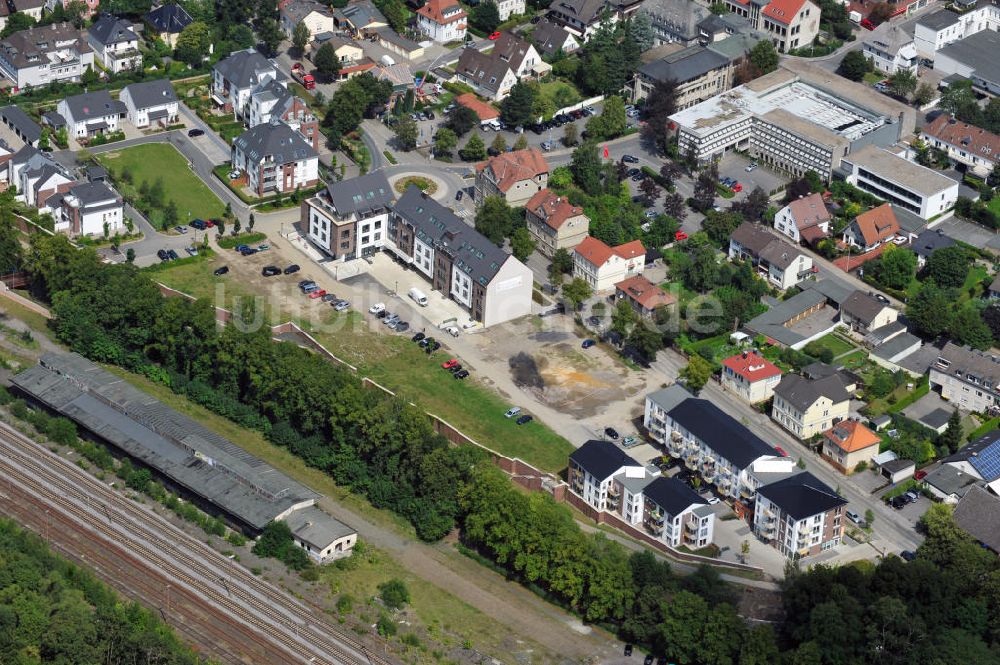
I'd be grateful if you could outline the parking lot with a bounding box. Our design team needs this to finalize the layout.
[931,215,1000,254]
[718,152,789,198]
[366,252,476,331]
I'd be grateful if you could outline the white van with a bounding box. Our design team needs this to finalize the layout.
[408,287,429,306]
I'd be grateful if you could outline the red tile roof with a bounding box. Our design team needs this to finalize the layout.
[787,193,832,229]
[416,0,467,25]
[525,188,586,231]
[922,114,1000,166]
[574,236,646,268]
[455,93,499,121]
[853,203,900,247]
[613,239,646,260]
[721,351,783,383]
[615,275,675,311]
[762,0,807,25]
[476,148,549,193]
[823,420,880,453]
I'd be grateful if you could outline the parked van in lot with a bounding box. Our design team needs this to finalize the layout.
[408,287,429,306]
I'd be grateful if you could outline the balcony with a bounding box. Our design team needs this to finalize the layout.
[570,469,584,492]
[739,485,754,500]
[608,493,621,509]
[645,519,664,536]
[684,454,699,470]
[684,520,698,534]
[671,430,683,442]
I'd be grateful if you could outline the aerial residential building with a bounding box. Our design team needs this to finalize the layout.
[930,26,1000,95]
[910,228,956,269]
[279,0,335,40]
[639,0,710,46]
[333,0,388,35]
[8,145,73,206]
[56,90,126,139]
[474,148,549,206]
[568,439,646,512]
[839,289,898,336]
[720,0,819,53]
[773,193,831,245]
[920,114,1000,179]
[119,78,179,128]
[573,236,645,292]
[415,0,467,43]
[642,477,715,548]
[530,18,579,57]
[841,146,959,220]
[941,429,1000,488]
[0,105,41,146]
[87,14,142,74]
[42,181,124,237]
[524,188,589,257]
[821,419,881,474]
[0,23,95,89]
[309,33,373,81]
[212,48,283,121]
[614,274,675,319]
[454,47,518,101]
[231,120,320,196]
[644,390,795,502]
[930,343,1000,413]
[145,3,193,48]
[302,171,395,260]
[628,45,733,109]
[772,372,851,439]
[953,485,1000,554]
[494,0,526,21]
[863,24,918,75]
[547,0,618,41]
[841,203,903,253]
[913,2,1000,57]
[490,32,544,79]
[753,472,846,558]
[14,0,45,21]
[728,222,814,290]
[669,65,914,179]
[720,350,783,404]
[388,186,533,327]
[248,79,320,151]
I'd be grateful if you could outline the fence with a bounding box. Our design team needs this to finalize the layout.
[0,281,51,318]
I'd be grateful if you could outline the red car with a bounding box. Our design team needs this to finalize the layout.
[675,231,688,242]
[488,31,501,39]
[774,446,788,457]
[441,359,459,369]
[914,470,927,481]
[731,183,743,193]
[308,289,327,299]
[204,219,215,228]
[861,18,876,30]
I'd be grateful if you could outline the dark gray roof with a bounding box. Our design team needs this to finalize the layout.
[85,164,107,181]
[916,9,960,31]
[0,23,90,70]
[756,472,846,520]
[881,458,915,473]
[871,331,921,362]
[805,278,854,306]
[667,398,775,469]
[840,290,889,326]
[214,48,281,90]
[570,439,640,480]
[549,0,607,24]
[642,0,709,42]
[642,476,706,516]
[232,119,317,167]
[11,353,320,531]
[283,505,354,549]
[945,429,1000,481]
[911,228,955,260]
[638,45,730,85]
[88,14,138,46]
[325,171,394,217]
[334,0,387,28]
[952,485,1000,552]
[41,110,65,128]
[68,181,119,205]
[646,383,692,415]
[697,13,726,33]
[62,90,126,122]
[281,0,333,24]
[745,288,827,346]
[373,26,420,52]
[773,373,851,412]
[394,186,513,287]
[531,19,573,56]
[937,30,1000,86]
[145,3,193,33]
[121,78,177,109]
[0,105,41,143]
[801,361,859,388]
[455,48,513,94]
[924,464,980,497]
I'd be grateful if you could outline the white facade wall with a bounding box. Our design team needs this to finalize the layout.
[121,88,178,128]
[496,0,525,20]
[573,252,644,293]
[482,256,533,326]
[721,369,781,404]
[846,164,959,220]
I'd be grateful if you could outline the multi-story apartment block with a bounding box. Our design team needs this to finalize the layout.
[119,78,179,128]
[920,114,999,179]
[302,171,394,260]
[87,14,142,74]
[231,120,319,196]
[628,45,733,109]
[642,477,715,548]
[524,188,589,257]
[56,90,126,139]
[8,145,73,206]
[841,145,959,220]
[416,0,467,43]
[913,1,1000,58]
[474,148,548,206]
[573,236,645,292]
[388,186,533,327]
[212,48,283,121]
[773,192,831,245]
[0,23,95,89]
[569,439,648,513]
[720,350,783,404]
[841,203,903,253]
[720,0,819,53]
[930,342,1000,413]
[639,0,709,46]
[862,24,917,75]
[494,0,526,21]
[248,79,320,151]
[643,385,795,503]
[547,0,618,41]
[772,372,851,439]
[42,181,124,237]
[753,471,846,558]
[728,222,813,290]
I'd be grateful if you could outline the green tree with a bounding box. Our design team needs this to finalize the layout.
[570,142,602,193]
[163,200,179,230]
[393,116,419,151]
[460,133,486,161]
[914,82,936,107]
[611,299,638,338]
[513,134,529,151]
[641,79,679,154]
[907,281,952,338]
[562,277,593,311]
[378,579,411,610]
[586,96,627,140]
[471,0,501,32]
[447,105,479,136]
[939,409,963,455]
[313,43,339,81]
[692,163,718,212]
[549,248,574,282]
[125,247,135,263]
[702,209,742,246]
[563,122,579,147]
[873,245,917,290]
[838,50,872,81]
[0,12,35,38]
[378,0,409,32]
[951,305,993,350]
[680,355,712,394]
[292,21,311,55]
[500,81,537,128]
[248,212,255,232]
[175,21,211,67]
[434,127,458,156]
[925,245,970,288]
[749,40,778,74]
[864,508,875,527]
[474,196,516,245]
[510,227,536,262]
[490,133,507,154]
[888,68,918,100]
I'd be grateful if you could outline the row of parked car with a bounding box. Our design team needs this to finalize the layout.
[719,175,743,193]
[368,302,411,333]
[527,107,596,134]
[440,357,469,380]
[888,489,921,510]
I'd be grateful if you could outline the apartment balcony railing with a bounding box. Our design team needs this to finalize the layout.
[671,430,683,442]
[684,520,698,534]
[684,454,699,470]
[645,519,664,536]
[607,484,620,497]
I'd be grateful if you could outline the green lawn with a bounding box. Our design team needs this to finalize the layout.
[97,143,226,221]
[989,196,1000,218]
[809,332,856,358]
[535,80,581,117]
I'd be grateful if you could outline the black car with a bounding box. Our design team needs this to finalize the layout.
[487,147,500,157]
[605,427,620,440]
[396,322,410,332]
[530,124,544,134]
[516,414,533,425]
[624,645,633,657]
[900,550,917,561]
[190,219,207,230]
[213,266,229,276]
[157,249,169,261]
[187,128,205,137]
[412,332,426,342]
[889,495,908,509]
[284,264,300,274]
[621,154,639,164]
[167,249,179,260]
[375,309,388,319]
[587,316,601,326]
[425,110,435,120]
[454,369,469,379]
[448,363,463,373]
[262,266,281,277]
[455,189,464,201]
[241,248,257,256]
[426,341,441,353]
[419,337,432,348]
[644,655,654,665]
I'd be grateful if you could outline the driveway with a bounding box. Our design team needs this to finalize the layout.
[718,152,788,198]
[933,215,1000,253]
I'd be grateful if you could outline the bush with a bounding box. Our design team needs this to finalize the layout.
[336,593,354,614]
[376,613,397,637]
[216,232,268,249]
[378,578,411,610]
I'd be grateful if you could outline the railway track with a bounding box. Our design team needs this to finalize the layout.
[0,418,394,665]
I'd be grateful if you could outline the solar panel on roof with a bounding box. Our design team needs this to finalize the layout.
[970,438,1000,481]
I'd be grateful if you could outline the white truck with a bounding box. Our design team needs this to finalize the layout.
[408,287,429,306]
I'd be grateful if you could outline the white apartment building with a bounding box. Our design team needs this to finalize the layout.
[212,48,282,121]
[230,120,320,196]
[753,472,846,559]
[728,222,814,290]
[573,236,645,292]
[568,439,648,512]
[120,79,179,128]
[0,23,95,89]
[862,24,918,75]
[57,90,126,138]
[87,15,142,74]
[773,193,831,244]
[720,350,783,404]
[913,2,1000,58]
[42,181,124,237]
[8,145,73,207]
[841,145,959,220]
[495,0,526,21]
[920,113,999,179]
[720,0,819,53]
[930,342,1000,413]
[302,171,394,260]
[415,0,467,43]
